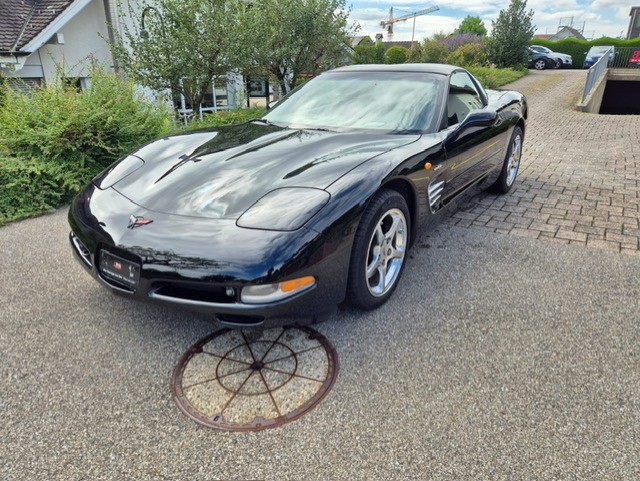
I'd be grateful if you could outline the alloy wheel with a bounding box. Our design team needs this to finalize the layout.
[365,208,407,297]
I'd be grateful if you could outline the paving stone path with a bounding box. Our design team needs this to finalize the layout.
[447,70,640,255]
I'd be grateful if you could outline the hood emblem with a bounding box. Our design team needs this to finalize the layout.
[128,215,153,229]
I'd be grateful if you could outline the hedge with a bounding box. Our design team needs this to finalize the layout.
[532,37,640,68]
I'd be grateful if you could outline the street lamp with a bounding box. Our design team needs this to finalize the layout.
[140,6,165,39]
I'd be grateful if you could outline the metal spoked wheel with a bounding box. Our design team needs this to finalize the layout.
[171,326,339,431]
[506,133,522,187]
[365,208,407,297]
[534,59,546,70]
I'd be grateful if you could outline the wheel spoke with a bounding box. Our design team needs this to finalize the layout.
[374,224,384,244]
[367,252,381,278]
[378,263,387,292]
[387,215,403,239]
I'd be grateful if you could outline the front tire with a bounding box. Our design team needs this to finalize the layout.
[490,126,523,194]
[347,189,410,310]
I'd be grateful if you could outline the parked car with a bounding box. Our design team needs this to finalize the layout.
[527,48,558,70]
[530,45,572,68]
[583,46,615,68]
[69,64,528,329]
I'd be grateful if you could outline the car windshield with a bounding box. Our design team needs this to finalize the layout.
[591,46,612,54]
[263,71,445,134]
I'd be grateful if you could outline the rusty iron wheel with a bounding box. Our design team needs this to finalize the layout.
[171,326,339,431]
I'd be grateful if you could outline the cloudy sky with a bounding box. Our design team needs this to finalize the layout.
[348,0,635,41]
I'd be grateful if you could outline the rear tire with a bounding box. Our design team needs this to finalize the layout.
[347,189,410,310]
[534,59,546,70]
[490,126,523,194]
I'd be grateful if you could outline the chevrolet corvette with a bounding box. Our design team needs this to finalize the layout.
[69,64,527,328]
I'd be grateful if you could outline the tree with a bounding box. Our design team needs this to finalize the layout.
[248,0,355,93]
[110,0,254,110]
[486,0,535,68]
[384,46,409,64]
[456,15,487,37]
[352,37,385,64]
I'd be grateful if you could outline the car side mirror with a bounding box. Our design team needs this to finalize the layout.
[449,109,498,140]
[266,99,280,110]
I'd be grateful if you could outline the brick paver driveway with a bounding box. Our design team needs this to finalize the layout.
[449,70,640,254]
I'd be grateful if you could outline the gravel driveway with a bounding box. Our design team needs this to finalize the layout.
[1,70,639,480]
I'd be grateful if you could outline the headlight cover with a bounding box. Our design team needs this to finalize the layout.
[93,155,144,189]
[241,276,316,304]
[237,187,330,231]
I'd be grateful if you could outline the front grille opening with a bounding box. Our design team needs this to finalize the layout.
[216,314,265,326]
[70,232,92,267]
[153,282,236,304]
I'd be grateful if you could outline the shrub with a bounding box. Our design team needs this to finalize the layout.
[0,156,87,225]
[442,33,483,52]
[0,67,172,174]
[384,46,410,64]
[447,43,488,67]
[184,106,267,131]
[420,39,450,63]
[467,66,527,88]
[0,67,173,224]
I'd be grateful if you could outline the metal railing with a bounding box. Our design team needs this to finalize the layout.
[610,46,640,69]
[582,48,612,104]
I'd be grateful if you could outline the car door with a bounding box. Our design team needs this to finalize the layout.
[438,71,504,205]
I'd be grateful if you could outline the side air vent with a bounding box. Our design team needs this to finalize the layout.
[428,180,445,212]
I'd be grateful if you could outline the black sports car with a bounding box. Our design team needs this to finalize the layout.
[69,64,527,328]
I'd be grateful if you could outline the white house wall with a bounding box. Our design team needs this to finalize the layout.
[38,0,113,82]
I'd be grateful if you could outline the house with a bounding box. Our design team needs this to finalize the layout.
[628,6,640,39]
[548,26,586,41]
[0,0,241,115]
[0,0,118,90]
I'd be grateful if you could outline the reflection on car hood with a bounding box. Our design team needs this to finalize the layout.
[112,122,419,219]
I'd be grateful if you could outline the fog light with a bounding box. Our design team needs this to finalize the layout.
[241,276,316,304]
[226,287,236,297]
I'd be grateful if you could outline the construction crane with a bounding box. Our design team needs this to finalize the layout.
[380,6,440,42]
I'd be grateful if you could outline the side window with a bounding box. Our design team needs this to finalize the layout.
[447,71,484,127]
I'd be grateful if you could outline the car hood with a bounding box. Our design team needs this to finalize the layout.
[111,122,419,219]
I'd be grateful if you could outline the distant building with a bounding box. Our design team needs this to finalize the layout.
[548,26,587,41]
[628,7,640,39]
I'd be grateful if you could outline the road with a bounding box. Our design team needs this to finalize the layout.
[1,70,639,480]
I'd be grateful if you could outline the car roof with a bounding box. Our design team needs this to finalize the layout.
[329,63,459,76]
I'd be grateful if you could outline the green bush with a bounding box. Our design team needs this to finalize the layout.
[447,43,488,67]
[0,67,173,224]
[420,39,450,63]
[0,156,87,225]
[384,46,410,64]
[185,106,267,131]
[0,68,172,174]
[532,37,640,69]
[467,66,527,88]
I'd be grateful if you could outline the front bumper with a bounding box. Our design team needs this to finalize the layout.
[68,185,350,329]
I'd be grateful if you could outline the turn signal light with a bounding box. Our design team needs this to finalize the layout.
[281,276,315,292]
[241,276,317,304]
